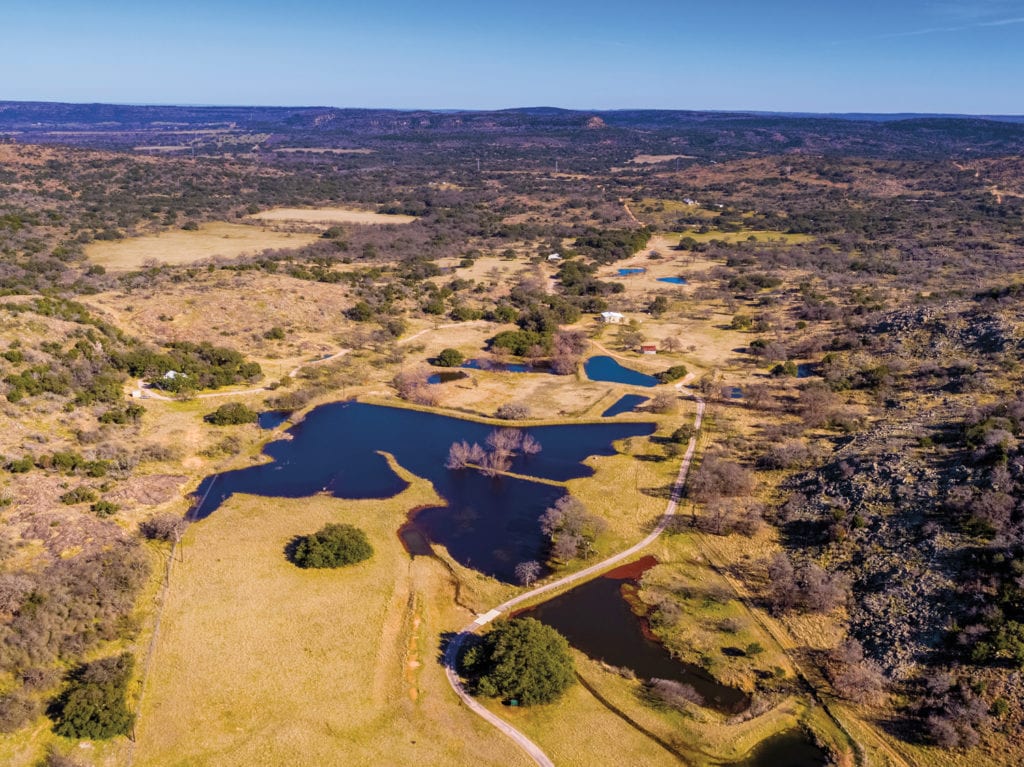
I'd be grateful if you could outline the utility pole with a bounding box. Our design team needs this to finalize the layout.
[476,158,481,172]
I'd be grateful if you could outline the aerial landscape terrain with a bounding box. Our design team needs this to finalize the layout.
[0,97,1022,767]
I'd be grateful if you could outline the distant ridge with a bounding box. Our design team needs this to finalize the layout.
[756,111,1024,124]
[2,100,1022,123]
[3,100,1024,160]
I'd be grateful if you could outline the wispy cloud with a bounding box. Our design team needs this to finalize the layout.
[830,11,1024,45]
[926,0,1024,21]
[876,14,1024,39]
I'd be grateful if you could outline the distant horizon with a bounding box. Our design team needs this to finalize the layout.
[2,98,1022,122]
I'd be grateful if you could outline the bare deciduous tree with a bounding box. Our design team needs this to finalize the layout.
[802,562,849,612]
[521,433,542,455]
[662,336,683,353]
[486,428,522,455]
[446,440,486,469]
[551,329,587,375]
[688,454,755,503]
[495,402,530,420]
[766,552,799,613]
[514,560,542,586]
[479,450,512,477]
[392,367,438,406]
[643,678,704,710]
[649,391,678,414]
[541,496,607,562]
[828,638,886,703]
[139,513,187,543]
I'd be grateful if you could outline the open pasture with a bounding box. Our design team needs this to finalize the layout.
[85,222,319,270]
[247,207,418,225]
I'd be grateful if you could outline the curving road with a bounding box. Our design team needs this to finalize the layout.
[443,394,705,767]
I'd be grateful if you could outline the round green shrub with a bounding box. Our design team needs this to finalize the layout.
[434,348,465,367]
[291,523,373,569]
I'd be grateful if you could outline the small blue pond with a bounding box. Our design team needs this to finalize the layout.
[618,267,646,276]
[257,411,291,430]
[602,394,649,417]
[585,356,659,388]
[427,371,469,384]
[461,359,549,374]
[796,364,814,379]
[727,386,744,399]
[657,276,687,285]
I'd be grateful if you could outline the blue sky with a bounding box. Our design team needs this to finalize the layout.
[3,0,1022,113]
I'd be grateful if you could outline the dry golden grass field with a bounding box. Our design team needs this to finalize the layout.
[85,222,320,270]
[129,394,842,767]
[247,207,417,225]
[82,270,361,380]
[630,154,696,164]
[133,471,538,767]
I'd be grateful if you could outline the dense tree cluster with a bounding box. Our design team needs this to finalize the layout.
[460,618,575,705]
[119,341,262,392]
[204,402,259,426]
[574,228,652,264]
[49,653,135,740]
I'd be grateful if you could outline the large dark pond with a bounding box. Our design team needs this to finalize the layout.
[732,729,830,767]
[520,558,749,714]
[191,402,654,582]
[585,356,659,388]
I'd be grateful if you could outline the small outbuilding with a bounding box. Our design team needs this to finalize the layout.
[600,311,625,324]
[640,344,658,355]
[547,252,563,262]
